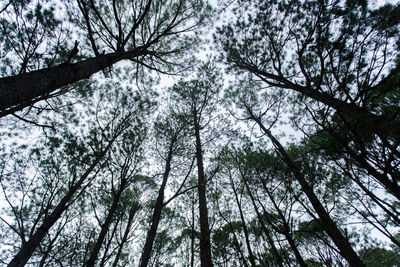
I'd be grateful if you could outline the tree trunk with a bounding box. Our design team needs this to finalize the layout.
[7,137,115,267]
[0,48,147,116]
[193,117,213,267]
[84,179,127,267]
[99,217,120,266]
[217,203,249,267]
[111,201,139,267]
[264,130,365,266]
[246,65,400,138]
[249,114,366,267]
[190,195,195,267]
[229,174,257,267]
[227,220,249,267]
[239,171,286,267]
[261,182,307,267]
[139,143,174,267]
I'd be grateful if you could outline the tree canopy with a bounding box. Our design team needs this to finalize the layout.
[0,0,399,266]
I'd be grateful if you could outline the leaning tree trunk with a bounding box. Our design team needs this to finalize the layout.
[217,201,249,267]
[246,65,400,138]
[248,112,366,267]
[111,201,139,267]
[0,48,147,117]
[84,179,127,267]
[139,142,175,267]
[261,182,307,267]
[7,137,116,267]
[239,172,289,267]
[229,174,257,267]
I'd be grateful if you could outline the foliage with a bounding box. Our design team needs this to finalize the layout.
[0,0,399,266]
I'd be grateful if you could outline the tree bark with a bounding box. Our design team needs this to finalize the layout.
[7,137,116,267]
[249,113,366,267]
[139,142,174,267]
[193,117,213,267]
[0,48,147,116]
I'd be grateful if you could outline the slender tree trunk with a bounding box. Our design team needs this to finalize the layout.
[193,117,213,267]
[227,222,249,267]
[0,48,147,116]
[7,137,116,267]
[239,172,285,267]
[139,143,174,267]
[217,203,249,267]
[111,202,139,267]
[229,174,257,267]
[99,217,120,266]
[250,115,365,267]
[190,195,195,267]
[84,179,127,267]
[246,65,400,137]
[261,183,307,267]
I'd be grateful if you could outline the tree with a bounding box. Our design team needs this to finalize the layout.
[214,155,260,267]
[216,0,400,137]
[224,77,365,266]
[0,0,67,77]
[0,0,212,117]
[84,125,148,267]
[231,147,308,267]
[139,110,190,267]
[228,170,257,267]
[2,78,155,266]
[109,189,142,267]
[5,125,120,267]
[169,62,223,267]
[359,246,400,266]
[1,0,399,265]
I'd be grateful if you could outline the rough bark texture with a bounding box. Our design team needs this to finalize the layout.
[139,143,174,267]
[193,117,213,267]
[7,139,115,267]
[252,117,366,267]
[0,49,147,116]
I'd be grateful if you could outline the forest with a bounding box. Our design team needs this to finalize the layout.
[0,0,399,266]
